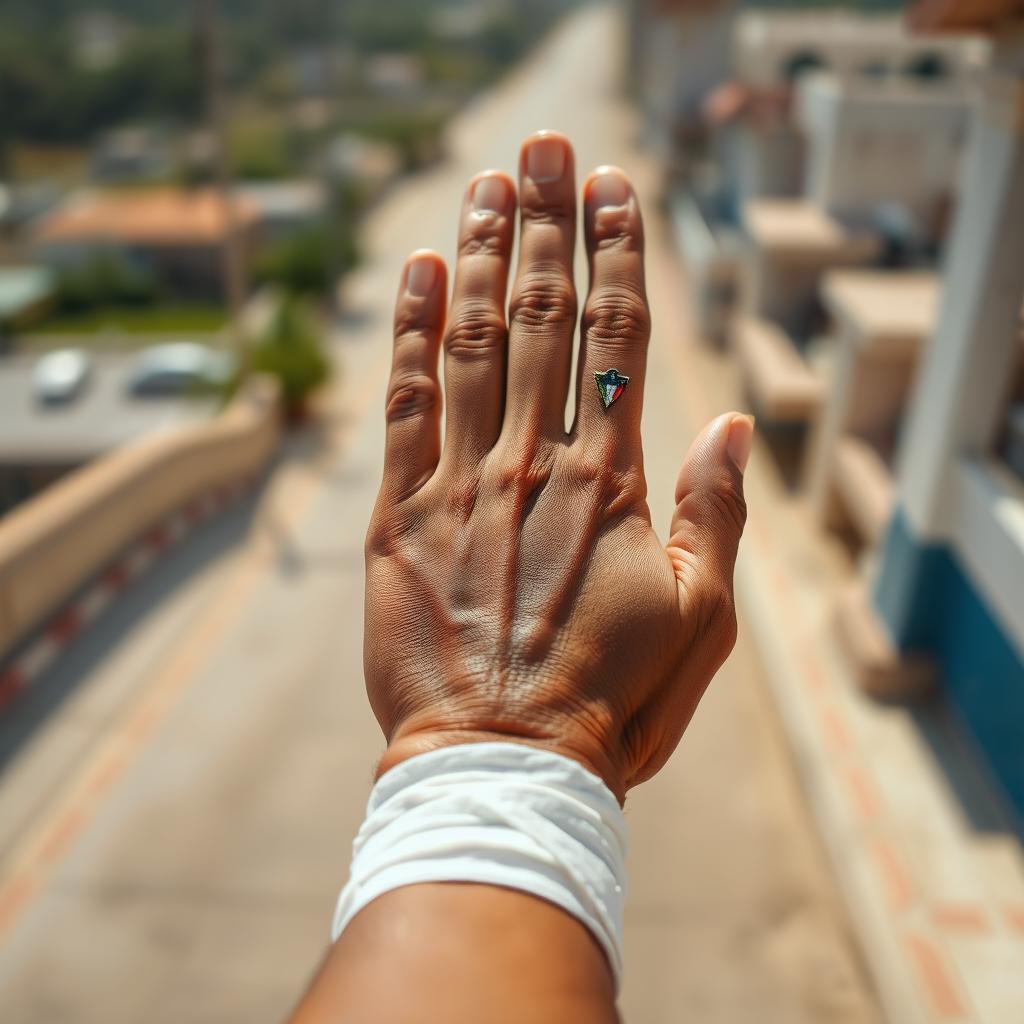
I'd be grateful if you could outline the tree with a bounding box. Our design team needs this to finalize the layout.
[249,295,330,416]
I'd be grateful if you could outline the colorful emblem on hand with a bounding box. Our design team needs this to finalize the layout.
[594,368,629,410]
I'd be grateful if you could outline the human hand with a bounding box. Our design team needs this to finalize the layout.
[364,131,752,802]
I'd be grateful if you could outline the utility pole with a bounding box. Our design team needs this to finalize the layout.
[196,0,250,377]
[326,0,347,319]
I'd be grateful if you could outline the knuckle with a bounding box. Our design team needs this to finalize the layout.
[493,452,533,494]
[459,220,508,258]
[444,306,507,362]
[487,440,553,497]
[570,455,645,509]
[583,290,651,348]
[509,274,577,333]
[366,496,422,558]
[393,306,438,345]
[591,211,642,251]
[445,476,481,521]
[520,198,573,227]
[364,516,398,559]
[385,373,438,423]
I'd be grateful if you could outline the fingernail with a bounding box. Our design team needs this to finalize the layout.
[526,135,566,183]
[406,255,437,297]
[589,168,629,209]
[472,174,508,214]
[726,414,755,473]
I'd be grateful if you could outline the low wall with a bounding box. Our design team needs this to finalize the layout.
[0,377,280,662]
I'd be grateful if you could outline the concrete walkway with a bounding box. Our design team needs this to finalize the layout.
[0,8,877,1021]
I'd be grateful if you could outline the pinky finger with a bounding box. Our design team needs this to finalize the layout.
[382,250,448,502]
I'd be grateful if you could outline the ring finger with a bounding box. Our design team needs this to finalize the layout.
[573,166,650,467]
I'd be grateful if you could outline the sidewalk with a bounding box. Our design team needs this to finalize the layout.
[656,203,1024,1022]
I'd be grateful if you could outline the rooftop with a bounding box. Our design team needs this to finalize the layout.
[36,189,260,247]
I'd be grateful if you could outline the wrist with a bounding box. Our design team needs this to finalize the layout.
[335,740,631,990]
[377,727,627,805]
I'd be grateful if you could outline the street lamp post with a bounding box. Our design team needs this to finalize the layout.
[196,0,250,379]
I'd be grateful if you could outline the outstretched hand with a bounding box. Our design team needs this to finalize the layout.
[365,131,752,803]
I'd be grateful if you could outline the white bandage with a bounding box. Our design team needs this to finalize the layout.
[332,742,629,987]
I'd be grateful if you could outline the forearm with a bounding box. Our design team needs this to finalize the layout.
[290,741,627,1022]
[289,884,619,1024]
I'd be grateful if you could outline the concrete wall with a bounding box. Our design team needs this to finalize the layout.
[0,377,280,662]
[796,72,972,229]
[632,1,737,148]
[876,508,1024,819]
[734,10,988,87]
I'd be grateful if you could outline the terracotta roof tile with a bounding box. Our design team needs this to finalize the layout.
[37,189,259,246]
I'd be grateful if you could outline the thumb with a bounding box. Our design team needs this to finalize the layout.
[667,412,753,598]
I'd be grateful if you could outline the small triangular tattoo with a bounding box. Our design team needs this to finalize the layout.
[594,368,629,410]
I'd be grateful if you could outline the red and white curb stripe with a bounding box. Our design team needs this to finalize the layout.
[0,477,257,714]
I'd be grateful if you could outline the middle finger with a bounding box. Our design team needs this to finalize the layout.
[503,131,578,439]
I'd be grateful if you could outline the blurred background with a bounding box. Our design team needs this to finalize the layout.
[0,0,1021,1021]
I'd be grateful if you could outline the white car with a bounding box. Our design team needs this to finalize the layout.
[32,348,92,404]
[126,343,235,397]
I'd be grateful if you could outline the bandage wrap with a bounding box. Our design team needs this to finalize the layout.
[332,742,629,986]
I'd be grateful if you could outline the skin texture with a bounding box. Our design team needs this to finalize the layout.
[289,131,752,1023]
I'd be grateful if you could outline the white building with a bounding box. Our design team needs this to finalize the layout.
[863,0,1024,820]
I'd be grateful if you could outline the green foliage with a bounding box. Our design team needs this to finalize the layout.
[0,0,583,169]
[255,222,359,296]
[55,256,157,312]
[342,0,432,53]
[342,109,448,173]
[230,117,292,179]
[249,296,330,413]
[26,304,227,339]
[0,28,201,150]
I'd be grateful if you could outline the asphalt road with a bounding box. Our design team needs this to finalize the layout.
[0,7,879,1022]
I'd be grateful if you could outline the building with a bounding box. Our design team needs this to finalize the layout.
[732,7,988,86]
[865,0,1024,819]
[642,0,1024,819]
[629,0,738,154]
[33,189,261,300]
[628,1,986,156]
[90,125,174,183]
[233,181,326,242]
[325,135,402,201]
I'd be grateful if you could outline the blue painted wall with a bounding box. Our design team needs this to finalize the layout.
[875,510,1024,820]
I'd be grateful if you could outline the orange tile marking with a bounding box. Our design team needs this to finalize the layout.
[37,808,87,867]
[843,764,880,824]
[1004,905,1024,935]
[931,904,991,934]
[0,554,264,947]
[869,838,916,913]
[87,751,128,799]
[0,875,32,937]
[904,932,970,1020]
[798,646,829,695]
[818,703,853,757]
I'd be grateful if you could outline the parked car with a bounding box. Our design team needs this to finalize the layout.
[126,343,234,397]
[32,348,92,404]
